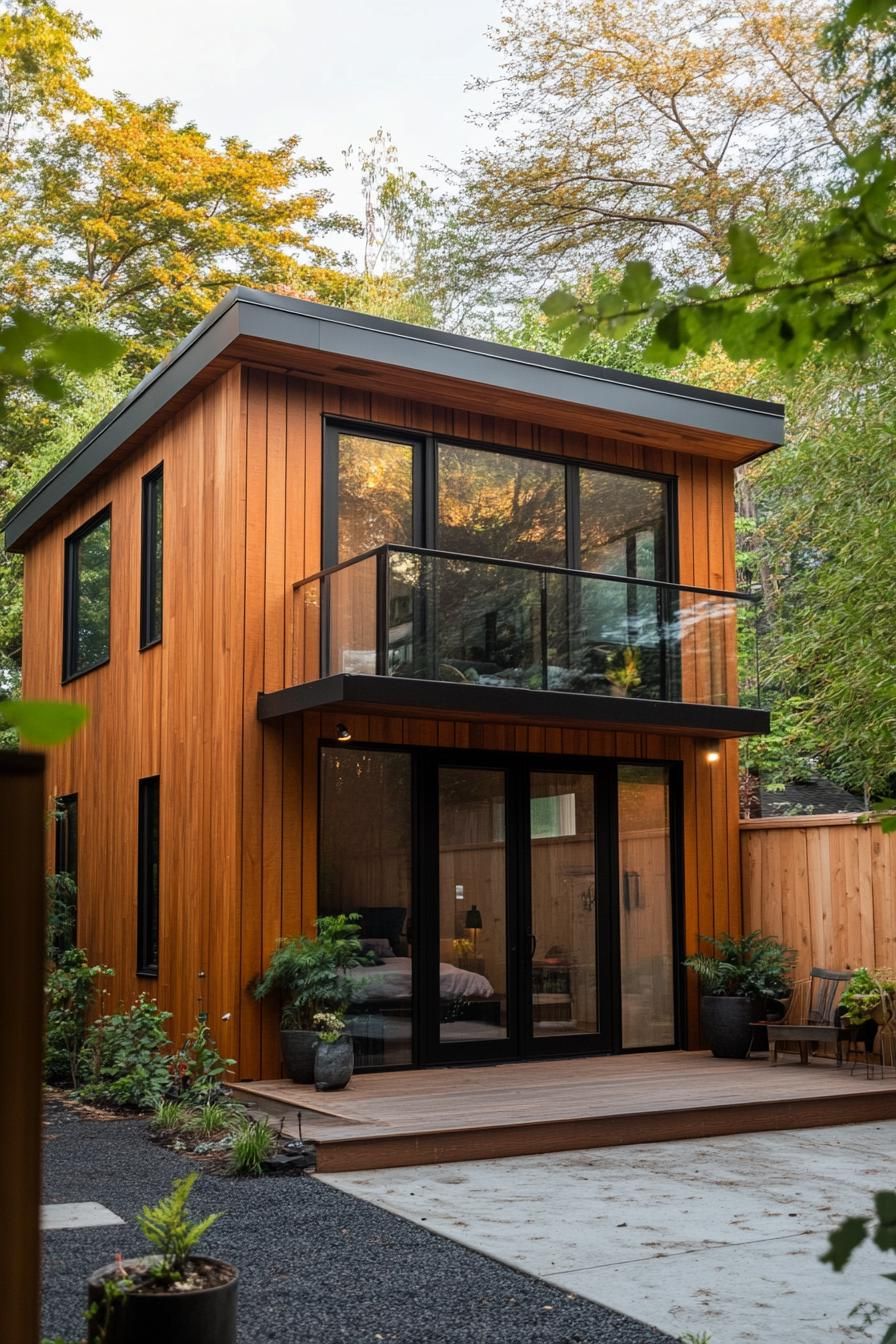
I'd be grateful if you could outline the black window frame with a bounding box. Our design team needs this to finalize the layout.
[322,416,677,581]
[140,464,164,650]
[62,505,112,684]
[52,793,79,955]
[137,775,160,978]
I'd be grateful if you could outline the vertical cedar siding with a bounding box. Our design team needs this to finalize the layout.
[21,364,742,1075]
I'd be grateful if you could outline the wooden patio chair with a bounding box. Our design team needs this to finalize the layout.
[759,967,853,1066]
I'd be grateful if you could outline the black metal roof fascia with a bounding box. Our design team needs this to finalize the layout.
[256,675,771,738]
[4,286,785,550]
[236,290,784,435]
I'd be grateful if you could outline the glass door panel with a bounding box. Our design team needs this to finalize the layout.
[618,765,675,1048]
[437,768,509,1047]
[529,772,598,1039]
[318,748,414,1069]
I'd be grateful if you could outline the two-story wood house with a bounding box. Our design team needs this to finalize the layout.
[5,288,783,1080]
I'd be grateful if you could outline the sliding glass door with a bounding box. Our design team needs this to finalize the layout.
[319,744,679,1069]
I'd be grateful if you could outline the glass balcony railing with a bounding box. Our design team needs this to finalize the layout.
[292,545,762,709]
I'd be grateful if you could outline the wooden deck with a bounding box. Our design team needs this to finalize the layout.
[232,1051,896,1172]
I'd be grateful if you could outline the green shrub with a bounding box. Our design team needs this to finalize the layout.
[149,1100,191,1135]
[839,968,896,1027]
[171,1017,235,1106]
[136,1172,220,1286]
[228,1117,276,1177]
[683,930,795,1000]
[191,1102,238,1138]
[252,913,371,1029]
[44,949,113,1089]
[78,994,172,1110]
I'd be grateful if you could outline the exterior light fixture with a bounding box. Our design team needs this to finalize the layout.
[705,740,721,764]
[336,723,352,742]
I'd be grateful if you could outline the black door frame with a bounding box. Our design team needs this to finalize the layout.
[319,738,686,1069]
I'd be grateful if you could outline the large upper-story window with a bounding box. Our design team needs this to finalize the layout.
[330,431,416,564]
[63,507,111,682]
[437,443,566,566]
[325,422,672,581]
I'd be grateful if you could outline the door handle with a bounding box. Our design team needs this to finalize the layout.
[528,934,537,959]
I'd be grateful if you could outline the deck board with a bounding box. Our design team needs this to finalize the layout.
[233,1052,896,1171]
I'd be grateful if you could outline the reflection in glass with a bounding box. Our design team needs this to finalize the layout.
[438,768,508,1043]
[579,469,667,579]
[438,443,566,565]
[337,433,414,562]
[618,765,675,1048]
[328,556,378,674]
[530,773,598,1038]
[319,748,414,1068]
[66,513,111,677]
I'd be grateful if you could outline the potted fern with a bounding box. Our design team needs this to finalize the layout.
[86,1173,235,1343]
[684,931,795,1058]
[251,914,370,1083]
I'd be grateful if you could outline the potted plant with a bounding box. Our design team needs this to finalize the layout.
[839,967,896,1029]
[251,913,369,1083]
[312,1012,354,1091]
[684,930,795,1059]
[605,646,641,697]
[86,1173,235,1344]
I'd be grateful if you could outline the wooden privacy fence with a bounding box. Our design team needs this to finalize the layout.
[741,815,896,977]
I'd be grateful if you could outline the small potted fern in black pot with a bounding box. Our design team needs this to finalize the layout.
[86,1173,236,1343]
[251,913,371,1083]
[684,931,795,1059]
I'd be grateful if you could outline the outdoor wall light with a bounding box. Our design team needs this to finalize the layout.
[705,740,722,764]
[336,723,352,742]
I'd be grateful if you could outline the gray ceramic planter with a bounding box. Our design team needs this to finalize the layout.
[87,1256,237,1344]
[314,1036,354,1090]
[280,1028,318,1083]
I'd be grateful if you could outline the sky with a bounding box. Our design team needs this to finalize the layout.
[75,0,504,259]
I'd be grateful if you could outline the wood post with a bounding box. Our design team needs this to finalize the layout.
[1,752,45,1344]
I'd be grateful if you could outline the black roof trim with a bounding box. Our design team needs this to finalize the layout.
[4,287,784,550]
[257,674,771,739]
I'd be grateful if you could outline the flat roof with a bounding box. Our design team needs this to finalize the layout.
[3,287,785,550]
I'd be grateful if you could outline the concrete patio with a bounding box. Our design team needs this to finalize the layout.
[319,1120,896,1343]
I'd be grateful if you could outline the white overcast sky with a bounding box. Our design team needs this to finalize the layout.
[76,0,504,259]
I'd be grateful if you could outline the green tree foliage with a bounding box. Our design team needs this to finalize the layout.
[743,359,896,798]
[463,0,882,290]
[538,0,896,368]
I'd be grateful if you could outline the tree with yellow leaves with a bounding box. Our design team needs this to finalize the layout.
[462,0,885,286]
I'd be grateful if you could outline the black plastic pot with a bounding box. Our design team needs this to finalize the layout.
[280,1028,318,1083]
[701,995,760,1059]
[87,1256,237,1344]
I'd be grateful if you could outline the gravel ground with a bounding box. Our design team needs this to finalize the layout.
[42,1099,672,1344]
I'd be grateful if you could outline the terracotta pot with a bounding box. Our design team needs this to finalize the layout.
[280,1028,318,1083]
[87,1256,237,1344]
[314,1035,354,1091]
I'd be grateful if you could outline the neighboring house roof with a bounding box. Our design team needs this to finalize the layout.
[3,286,785,551]
[760,778,864,817]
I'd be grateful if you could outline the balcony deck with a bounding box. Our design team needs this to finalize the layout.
[232,1051,896,1172]
[259,544,768,737]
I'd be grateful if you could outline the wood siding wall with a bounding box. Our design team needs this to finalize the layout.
[22,364,742,1077]
[741,816,896,976]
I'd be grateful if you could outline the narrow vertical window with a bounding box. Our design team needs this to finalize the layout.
[63,508,111,681]
[140,466,163,647]
[51,794,78,956]
[137,776,160,977]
